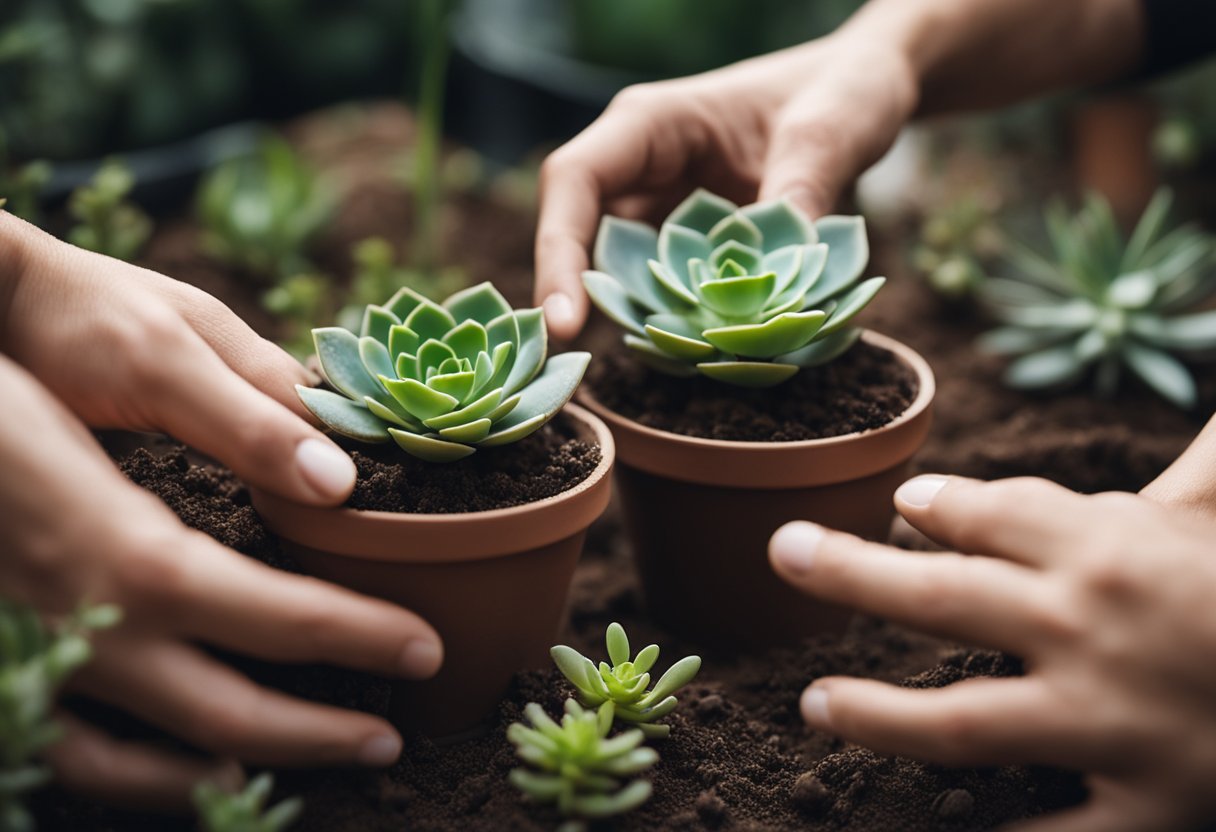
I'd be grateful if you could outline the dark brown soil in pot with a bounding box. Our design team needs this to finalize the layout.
[586,339,918,442]
[343,419,600,514]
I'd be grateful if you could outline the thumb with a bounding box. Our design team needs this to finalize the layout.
[758,116,851,220]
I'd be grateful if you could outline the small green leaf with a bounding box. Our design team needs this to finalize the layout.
[443,320,490,362]
[632,645,660,675]
[637,656,701,708]
[429,371,476,402]
[605,623,630,667]
[388,429,475,462]
[648,259,699,305]
[444,281,513,324]
[643,316,717,362]
[702,311,827,358]
[805,215,869,307]
[359,336,395,380]
[1004,345,1086,389]
[707,212,762,250]
[385,286,428,321]
[389,324,421,359]
[423,387,505,430]
[583,270,649,337]
[625,335,699,377]
[709,240,762,274]
[740,198,817,249]
[360,305,399,342]
[818,276,886,336]
[297,386,390,442]
[381,377,460,421]
[405,300,457,344]
[417,339,458,377]
[697,273,777,318]
[696,360,798,387]
[439,417,493,443]
[667,188,736,234]
[593,216,668,313]
[777,327,861,368]
[502,308,548,396]
[313,327,384,401]
[657,224,712,287]
[481,352,590,444]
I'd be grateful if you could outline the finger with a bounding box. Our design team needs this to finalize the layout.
[46,713,244,810]
[758,111,851,219]
[801,677,1097,768]
[74,637,405,768]
[135,326,356,506]
[1001,791,1162,832]
[535,103,664,340]
[122,527,442,680]
[769,521,1051,652]
[894,475,1099,566]
[171,282,321,420]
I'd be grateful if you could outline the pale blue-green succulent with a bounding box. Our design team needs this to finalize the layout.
[194,773,301,832]
[583,188,885,387]
[508,699,657,831]
[301,282,590,462]
[979,189,1216,409]
[551,622,701,739]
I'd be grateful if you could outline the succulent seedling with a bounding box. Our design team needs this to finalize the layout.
[583,188,884,387]
[912,193,1004,299]
[194,772,301,832]
[508,699,656,832]
[67,159,151,262]
[551,623,701,739]
[979,189,1216,408]
[197,136,335,281]
[301,282,590,462]
[1,602,121,832]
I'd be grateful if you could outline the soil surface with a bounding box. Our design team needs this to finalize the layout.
[29,102,1216,831]
[586,340,918,442]
[344,416,600,514]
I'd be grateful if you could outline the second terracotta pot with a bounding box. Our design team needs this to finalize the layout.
[580,331,935,649]
[251,404,614,737]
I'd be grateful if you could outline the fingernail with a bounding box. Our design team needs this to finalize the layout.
[801,686,832,729]
[896,475,949,508]
[770,521,823,575]
[400,638,443,679]
[358,733,402,767]
[296,438,357,501]
[543,293,575,329]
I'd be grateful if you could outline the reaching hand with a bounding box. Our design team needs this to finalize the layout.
[1,211,356,507]
[1,355,443,806]
[533,34,918,340]
[770,475,1216,831]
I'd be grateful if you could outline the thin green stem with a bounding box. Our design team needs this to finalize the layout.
[411,0,451,276]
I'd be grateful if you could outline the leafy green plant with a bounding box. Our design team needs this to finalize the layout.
[1,601,121,832]
[583,189,885,387]
[345,237,467,319]
[912,194,1004,299]
[301,282,589,462]
[67,160,152,262]
[194,772,301,832]
[551,623,701,739]
[508,699,656,832]
[197,136,335,281]
[0,131,50,226]
[979,189,1216,408]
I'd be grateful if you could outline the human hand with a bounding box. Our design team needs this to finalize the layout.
[0,211,356,507]
[0,355,443,806]
[770,475,1216,831]
[533,32,918,339]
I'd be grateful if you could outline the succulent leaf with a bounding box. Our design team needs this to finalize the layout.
[584,192,881,385]
[300,282,589,461]
[981,188,1214,408]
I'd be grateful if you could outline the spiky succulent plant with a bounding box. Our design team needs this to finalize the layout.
[301,282,590,462]
[508,699,656,831]
[551,623,701,739]
[979,189,1216,409]
[583,189,885,387]
[194,773,301,832]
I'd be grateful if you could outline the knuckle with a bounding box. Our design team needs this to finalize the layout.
[775,115,842,155]
[112,527,191,607]
[609,83,660,110]
[188,692,258,752]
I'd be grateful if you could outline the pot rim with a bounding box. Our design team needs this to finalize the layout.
[250,402,615,562]
[578,330,935,489]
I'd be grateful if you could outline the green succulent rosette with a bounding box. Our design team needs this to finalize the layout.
[583,188,885,387]
[979,189,1216,409]
[300,282,590,462]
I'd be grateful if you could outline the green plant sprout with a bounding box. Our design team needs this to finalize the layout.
[343,236,467,325]
[1,601,121,832]
[67,159,151,262]
[409,0,455,279]
[262,273,335,359]
[301,282,589,462]
[196,136,336,282]
[979,189,1216,409]
[508,699,657,832]
[912,194,1004,299]
[0,131,50,226]
[551,623,701,739]
[194,773,301,832]
[583,188,885,387]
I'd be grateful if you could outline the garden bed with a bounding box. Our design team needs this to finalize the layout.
[31,103,1214,831]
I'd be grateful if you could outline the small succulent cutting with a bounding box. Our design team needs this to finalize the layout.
[1,601,120,832]
[508,699,657,831]
[301,282,590,462]
[583,188,885,387]
[67,159,152,262]
[194,773,301,832]
[979,189,1216,409]
[197,136,335,281]
[551,623,701,739]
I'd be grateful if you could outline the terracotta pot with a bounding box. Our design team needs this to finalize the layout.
[250,404,614,737]
[1072,94,1161,228]
[579,331,934,649]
